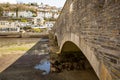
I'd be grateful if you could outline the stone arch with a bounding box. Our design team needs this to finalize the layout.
[59,41,99,80]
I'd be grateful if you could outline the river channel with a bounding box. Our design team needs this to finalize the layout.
[0,37,51,80]
[0,38,99,80]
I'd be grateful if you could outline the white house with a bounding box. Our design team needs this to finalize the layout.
[3,11,33,18]
[37,12,45,18]
[44,21,55,30]
[31,25,47,29]
[18,11,33,18]
[53,12,60,19]
[33,17,44,25]
[3,11,16,17]
[37,4,61,19]
[45,12,53,18]
[0,21,20,32]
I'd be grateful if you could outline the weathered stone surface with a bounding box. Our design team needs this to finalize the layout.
[53,0,120,80]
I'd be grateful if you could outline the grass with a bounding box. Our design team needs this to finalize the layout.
[8,46,30,51]
[0,43,35,55]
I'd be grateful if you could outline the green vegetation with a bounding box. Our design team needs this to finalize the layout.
[29,2,38,6]
[0,6,3,16]
[44,17,57,21]
[32,28,47,33]
[8,18,29,22]
[32,14,37,17]
[0,43,35,55]
[21,18,28,22]
[23,26,32,31]
[9,46,29,51]
[0,3,37,12]
[33,28,41,33]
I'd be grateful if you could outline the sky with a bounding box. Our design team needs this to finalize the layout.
[0,0,66,7]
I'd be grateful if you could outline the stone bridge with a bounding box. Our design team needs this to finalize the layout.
[53,0,120,80]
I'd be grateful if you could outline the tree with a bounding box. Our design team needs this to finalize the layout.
[0,6,3,17]
[33,28,41,33]
[21,19,27,22]
[23,26,31,31]
[30,2,38,6]
[15,7,19,17]
[4,2,10,8]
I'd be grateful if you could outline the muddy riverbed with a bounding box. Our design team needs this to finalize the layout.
[0,38,99,80]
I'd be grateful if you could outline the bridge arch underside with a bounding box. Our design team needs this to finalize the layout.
[59,41,99,80]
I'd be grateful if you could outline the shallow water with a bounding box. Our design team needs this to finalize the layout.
[34,59,50,75]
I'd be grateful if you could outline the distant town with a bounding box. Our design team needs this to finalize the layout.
[0,3,62,33]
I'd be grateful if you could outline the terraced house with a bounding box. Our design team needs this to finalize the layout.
[0,21,20,32]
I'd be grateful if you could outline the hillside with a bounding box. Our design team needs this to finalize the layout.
[0,3,37,16]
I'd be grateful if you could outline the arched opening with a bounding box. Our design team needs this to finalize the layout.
[58,41,99,80]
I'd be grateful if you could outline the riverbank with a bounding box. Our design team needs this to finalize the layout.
[0,38,40,72]
[0,32,48,38]
[0,43,35,56]
[0,43,37,72]
[0,37,50,80]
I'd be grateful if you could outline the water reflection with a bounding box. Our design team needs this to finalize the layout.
[34,59,50,75]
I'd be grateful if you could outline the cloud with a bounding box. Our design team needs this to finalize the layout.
[0,0,17,4]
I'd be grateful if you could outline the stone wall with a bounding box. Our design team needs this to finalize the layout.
[53,0,120,80]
